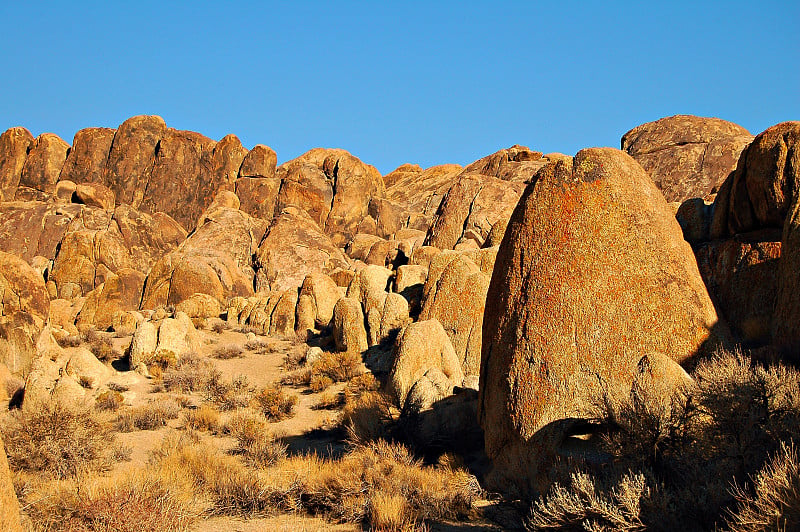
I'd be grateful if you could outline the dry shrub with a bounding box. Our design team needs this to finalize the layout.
[4,374,24,399]
[162,353,220,393]
[205,374,253,411]
[55,334,82,348]
[1,400,118,479]
[88,334,119,362]
[727,442,800,531]
[233,325,261,335]
[315,390,343,410]
[213,343,244,360]
[311,351,363,383]
[370,490,415,531]
[346,372,380,397]
[281,366,312,386]
[245,338,270,352]
[284,345,307,370]
[116,398,181,432]
[107,382,129,392]
[341,390,396,444]
[310,374,334,392]
[182,404,221,433]
[529,349,800,530]
[253,385,297,421]
[95,390,125,412]
[211,320,230,333]
[226,411,288,468]
[20,470,206,532]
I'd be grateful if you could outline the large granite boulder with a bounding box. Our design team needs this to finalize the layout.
[462,144,546,182]
[0,251,49,376]
[622,115,752,202]
[59,127,116,185]
[254,206,349,292]
[0,201,82,263]
[479,148,725,494]
[0,126,34,201]
[141,207,264,308]
[19,133,70,196]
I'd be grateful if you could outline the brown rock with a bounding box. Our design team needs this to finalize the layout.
[60,127,115,184]
[345,233,385,262]
[479,148,724,494]
[275,163,333,228]
[254,206,349,292]
[383,163,422,188]
[696,232,781,344]
[773,191,800,351]
[210,134,248,187]
[622,115,752,202]
[425,174,524,249]
[420,252,489,376]
[295,294,316,336]
[236,176,281,220]
[0,251,50,375]
[0,435,22,532]
[142,207,263,308]
[19,133,70,195]
[462,145,546,182]
[332,297,368,354]
[175,292,222,319]
[0,126,34,201]
[76,269,145,331]
[299,273,342,328]
[385,164,463,232]
[713,122,800,237]
[102,115,167,207]
[676,197,713,244]
[239,144,277,179]
[389,319,465,411]
[74,182,115,210]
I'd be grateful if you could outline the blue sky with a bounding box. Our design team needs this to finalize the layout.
[1,1,797,174]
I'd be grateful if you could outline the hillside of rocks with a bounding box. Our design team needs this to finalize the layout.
[1,114,799,529]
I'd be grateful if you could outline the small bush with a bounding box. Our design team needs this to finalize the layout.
[89,334,119,362]
[95,390,125,412]
[55,334,82,348]
[311,351,363,383]
[283,345,307,370]
[281,367,312,387]
[1,400,118,479]
[244,338,269,351]
[252,385,297,421]
[163,353,220,393]
[211,320,230,333]
[370,490,415,531]
[213,343,245,360]
[107,382,129,392]
[341,390,396,444]
[315,390,343,410]
[182,404,221,433]
[346,372,380,398]
[205,374,253,411]
[116,398,181,432]
[226,412,287,468]
[310,374,334,392]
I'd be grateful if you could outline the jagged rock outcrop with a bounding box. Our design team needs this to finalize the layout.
[255,206,349,292]
[0,126,33,201]
[424,173,524,250]
[462,145,546,182]
[622,115,753,202]
[0,251,50,375]
[60,127,116,184]
[19,133,70,196]
[479,148,725,495]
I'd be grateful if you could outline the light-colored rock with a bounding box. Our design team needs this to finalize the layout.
[332,297,368,354]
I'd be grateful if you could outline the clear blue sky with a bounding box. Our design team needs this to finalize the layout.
[1,1,798,174]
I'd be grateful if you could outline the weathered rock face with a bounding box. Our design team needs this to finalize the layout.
[0,435,23,532]
[384,164,464,232]
[0,251,50,375]
[389,319,465,412]
[298,273,342,328]
[19,133,70,196]
[425,174,524,250]
[227,291,298,337]
[0,201,82,263]
[479,148,724,494]
[254,206,349,293]
[48,205,185,300]
[332,297,368,354]
[60,127,116,185]
[76,268,146,331]
[239,144,277,179]
[773,193,800,351]
[712,121,800,238]
[142,207,264,308]
[420,251,489,376]
[103,115,167,207]
[622,115,753,203]
[236,177,281,220]
[696,232,782,344]
[462,145,546,182]
[0,127,33,201]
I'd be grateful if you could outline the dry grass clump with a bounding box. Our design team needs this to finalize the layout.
[252,385,298,421]
[182,404,222,433]
[146,433,478,527]
[727,442,800,531]
[310,373,334,392]
[1,400,118,479]
[116,398,182,432]
[341,390,397,444]
[95,390,125,412]
[21,470,206,532]
[311,350,363,383]
[210,319,230,333]
[205,374,254,411]
[162,352,220,393]
[528,349,800,530]
[55,334,82,348]
[86,331,120,362]
[213,343,244,360]
[315,389,344,410]
[225,411,288,468]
